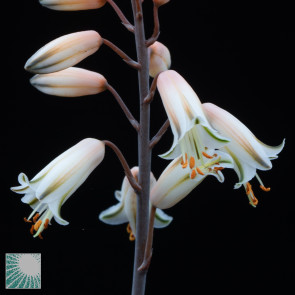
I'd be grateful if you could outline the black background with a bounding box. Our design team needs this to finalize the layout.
[1,1,294,294]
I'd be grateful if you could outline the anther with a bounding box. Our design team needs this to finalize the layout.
[34,220,42,231]
[196,167,204,175]
[202,151,213,159]
[33,213,40,223]
[190,169,197,179]
[181,153,188,168]
[129,233,135,241]
[189,157,195,169]
[260,185,271,192]
[38,234,43,240]
[245,182,258,206]
[30,225,35,235]
[44,219,49,229]
[214,167,224,171]
[24,217,32,223]
[127,223,132,234]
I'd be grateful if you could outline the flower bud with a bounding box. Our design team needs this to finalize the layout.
[39,0,107,11]
[25,31,102,74]
[148,41,171,77]
[30,67,107,97]
[153,0,170,7]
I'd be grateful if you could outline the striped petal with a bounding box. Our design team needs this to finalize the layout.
[39,0,107,11]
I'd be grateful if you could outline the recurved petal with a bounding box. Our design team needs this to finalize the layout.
[154,208,173,228]
[99,202,128,225]
[25,31,102,74]
[39,0,107,11]
[30,67,107,97]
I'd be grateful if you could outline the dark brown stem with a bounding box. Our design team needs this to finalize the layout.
[149,119,170,149]
[103,39,141,70]
[106,0,135,32]
[137,205,156,272]
[103,140,142,192]
[131,0,152,294]
[143,73,159,104]
[146,4,160,47]
[106,84,140,131]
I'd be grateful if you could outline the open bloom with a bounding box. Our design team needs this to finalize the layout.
[11,138,105,238]
[148,41,171,78]
[203,102,285,206]
[30,67,107,97]
[99,167,173,240]
[39,0,107,11]
[25,31,102,74]
[157,70,230,180]
[151,153,233,209]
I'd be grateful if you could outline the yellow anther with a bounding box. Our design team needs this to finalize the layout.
[196,167,204,175]
[34,220,42,231]
[189,156,195,169]
[202,151,213,159]
[190,169,197,179]
[260,185,271,192]
[24,217,32,223]
[33,213,40,223]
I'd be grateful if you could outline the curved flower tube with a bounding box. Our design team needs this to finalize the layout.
[99,167,173,240]
[202,102,285,206]
[39,0,107,11]
[30,67,107,97]
[151,152,233,209]
[11,138,105,238]
[25,31,103,74]
[157,70,230,180]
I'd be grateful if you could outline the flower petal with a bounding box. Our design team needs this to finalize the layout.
[154,208,173,228]
[99,202,128,225]
[39,0,107,11]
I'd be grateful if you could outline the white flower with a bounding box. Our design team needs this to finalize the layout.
[25,31,103,74]
[202,102,285,207]
[11,138,105,238]
[39,0,107,11]
[151,153,233,209]
[157,70,230,180]
[30,67,107,97]
[99,167,173,240]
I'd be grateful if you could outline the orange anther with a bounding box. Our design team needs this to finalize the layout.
[196,167,204,175]
[202,151,213,159]
[181,153,188,168]
[189,157,195,169]
[245,182,258,206]
[38,234,43,240]
[127,223,132,234]
[260,185,271,192]
[214,167,224,171]
[129,233,135,241]
[44,219,50,229]
[34,220,42,231]
[245,182,252,195]
[33,213,40,223]
[30,225,35,235]
[24,217,32,223]
[190,169,197,179]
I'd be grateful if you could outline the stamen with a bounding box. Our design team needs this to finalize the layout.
[181,153,188,168]
[214,167,224,171]
[202,151,213,159]
[189,156,195,169]
[30,225,35,235]
[260,185,271,192]
[33,213,40,223]
[38,234,43,240]
[196,167,204,175]
[245,182,258,207]
[24,217,32,223]
[190,169,197,179]
[127,223,132,234]
[44,219,50,229]
[129,233,135,241]
[34,220,42,231]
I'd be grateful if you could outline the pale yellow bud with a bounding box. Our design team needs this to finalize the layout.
[39,0,107,11]
[25,31,103,74]
[30,67,107,97]
[148,41,171,78]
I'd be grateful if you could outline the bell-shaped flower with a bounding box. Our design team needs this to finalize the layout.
[25,31,102,74]
[39,0,107,11]
[30,67,107,97]
[151,152,234,209]
[11,138,105,238]
[99,167,173,240]
[202,102,285,207]
[157,70,230,180]
[148,41,171,78]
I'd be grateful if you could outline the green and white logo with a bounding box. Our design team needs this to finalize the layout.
[5,253,41,289]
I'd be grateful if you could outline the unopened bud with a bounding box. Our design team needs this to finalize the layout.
[149,41,171,77]
[30,67,107,97]
[153,0,170,7]
[25,31,102,74]
[39,0,107,11]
